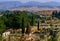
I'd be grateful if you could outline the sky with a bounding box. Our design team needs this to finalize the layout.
[0,0,60,3]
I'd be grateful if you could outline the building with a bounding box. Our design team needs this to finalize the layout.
[36,10,59,15]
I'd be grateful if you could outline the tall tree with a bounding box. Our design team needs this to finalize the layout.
[37,20,40,30]
[22,17,25,34]
[26,22,31,34]
[30,14,36,26]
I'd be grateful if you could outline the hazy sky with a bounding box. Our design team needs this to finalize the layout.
[0,0,60,3]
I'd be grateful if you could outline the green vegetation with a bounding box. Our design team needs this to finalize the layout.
[37,20,39,30]
[0,10,60,41]
[0,18,6,34]
[26,22,31,34]
[0,10,40,34]
[52,10,60,19]
[0,36,2,41]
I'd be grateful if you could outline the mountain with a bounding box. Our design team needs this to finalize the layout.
[0,1,60,9]
[22,1,43,6]
[23,1,60,6]
[44,1,60,6]
[0,1,22,9]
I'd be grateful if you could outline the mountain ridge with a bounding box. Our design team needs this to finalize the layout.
[0,1,60,9]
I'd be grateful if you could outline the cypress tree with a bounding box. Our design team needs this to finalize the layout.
[22,17,25,34]
[37,20,40,30]
[26,22,31,34]
[31,15,34,26]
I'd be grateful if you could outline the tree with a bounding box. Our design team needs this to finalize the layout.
[0,19,6,34]
[49,29,58,41]
[52,10,60,19]
[37,20,40,30]
[30,14,36,26]
[0,11,38,30]
[26,22,31,34]
[21,17,25,34]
